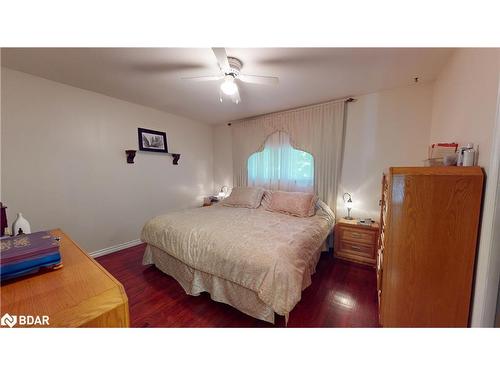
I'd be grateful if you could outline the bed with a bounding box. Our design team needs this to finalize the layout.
[140,200,334,324]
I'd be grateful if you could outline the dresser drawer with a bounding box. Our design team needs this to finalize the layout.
[340,227,376,245]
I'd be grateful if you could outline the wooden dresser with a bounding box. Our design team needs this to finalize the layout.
[0,229,129,328]
[334,218,379,266]
[378,167,483,327]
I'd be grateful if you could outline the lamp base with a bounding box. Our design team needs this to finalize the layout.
[343,216,354,220]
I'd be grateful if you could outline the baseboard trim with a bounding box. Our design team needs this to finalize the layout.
[90,239,142,258]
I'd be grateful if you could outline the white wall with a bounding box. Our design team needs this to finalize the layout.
[430,49,499,170]
[429,49,500,327]
[338,83,433,219]
[1,68,214,253]
[213,83,434,220]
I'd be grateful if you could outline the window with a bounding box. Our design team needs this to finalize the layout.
[247,131,314,192]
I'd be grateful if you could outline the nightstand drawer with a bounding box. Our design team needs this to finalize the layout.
[340,227,376,245]
[339,240,375,258]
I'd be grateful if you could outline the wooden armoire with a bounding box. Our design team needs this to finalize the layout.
[377,167,483,327]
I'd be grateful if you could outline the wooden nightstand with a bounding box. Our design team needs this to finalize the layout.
[334,218,379,266]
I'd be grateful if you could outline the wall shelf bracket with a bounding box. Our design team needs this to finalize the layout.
[124,150,181,165]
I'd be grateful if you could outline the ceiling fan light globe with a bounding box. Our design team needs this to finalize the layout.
[220,76,238,95]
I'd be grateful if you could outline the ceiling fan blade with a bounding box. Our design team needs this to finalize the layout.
[212,48,231,73]
[231,87,241,104]
[181,75,224,81]
[238,74,279,85]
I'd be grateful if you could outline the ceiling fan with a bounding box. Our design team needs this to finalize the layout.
[182,48,279,104]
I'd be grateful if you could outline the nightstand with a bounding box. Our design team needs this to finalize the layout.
[334,218,379,266]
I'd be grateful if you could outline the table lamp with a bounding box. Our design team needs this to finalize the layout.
[217,186,229,199]
[343,193,353,220]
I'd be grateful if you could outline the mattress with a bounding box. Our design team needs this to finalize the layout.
[141,203,334,321]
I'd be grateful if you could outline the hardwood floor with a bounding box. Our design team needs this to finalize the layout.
[97,244,380,327]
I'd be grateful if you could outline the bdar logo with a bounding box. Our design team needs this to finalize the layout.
[0,313,49,327]
[1,313,17,328]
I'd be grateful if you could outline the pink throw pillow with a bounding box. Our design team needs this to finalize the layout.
[268,191,317,217]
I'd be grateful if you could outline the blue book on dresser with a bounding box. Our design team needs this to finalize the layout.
[0,231,62,282]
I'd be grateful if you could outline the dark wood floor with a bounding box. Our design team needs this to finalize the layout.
[97,244,380,327]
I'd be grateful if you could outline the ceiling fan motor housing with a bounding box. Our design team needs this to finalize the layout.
[226,57,243,77]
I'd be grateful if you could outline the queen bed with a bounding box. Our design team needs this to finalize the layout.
[140,189,335,324]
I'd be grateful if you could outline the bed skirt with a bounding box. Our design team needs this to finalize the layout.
[142,241,327,325]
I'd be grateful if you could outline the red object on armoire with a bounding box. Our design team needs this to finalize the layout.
[1,202,7,236]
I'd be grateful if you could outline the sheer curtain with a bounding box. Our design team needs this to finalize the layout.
[231,100,346,210]
[248,131,314,192]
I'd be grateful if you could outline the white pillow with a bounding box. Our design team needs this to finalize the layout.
[222,187,264,209]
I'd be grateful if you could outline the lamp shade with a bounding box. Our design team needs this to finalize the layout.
[345,198,353,209]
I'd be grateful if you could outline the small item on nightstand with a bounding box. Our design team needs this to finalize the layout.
[358,218,374,226]
[12,213,31,235]
[203,196,221,207]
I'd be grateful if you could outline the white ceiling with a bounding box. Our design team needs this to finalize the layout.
[1,48,453,125]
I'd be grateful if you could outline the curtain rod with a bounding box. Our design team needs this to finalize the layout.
[229,96,355,124]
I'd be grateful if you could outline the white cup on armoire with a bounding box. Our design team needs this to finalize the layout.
[463,149,475,166]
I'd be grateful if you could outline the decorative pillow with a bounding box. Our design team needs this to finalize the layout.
[316,199,334,220]
[267,191,318,217]
[261,190,273,210]
[222,187,264,209]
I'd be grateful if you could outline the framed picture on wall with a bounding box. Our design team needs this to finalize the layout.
[138,127,168,153]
